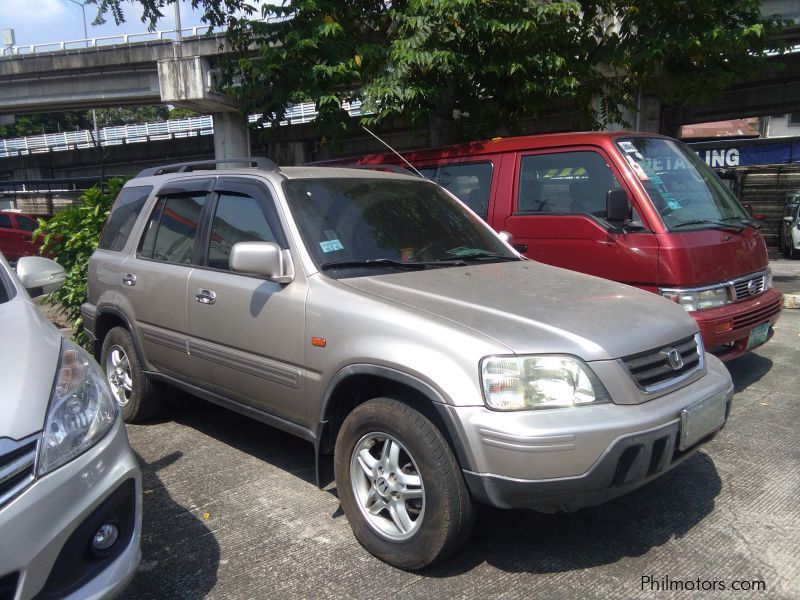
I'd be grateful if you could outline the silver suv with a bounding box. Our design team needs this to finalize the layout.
[83,159,734,569]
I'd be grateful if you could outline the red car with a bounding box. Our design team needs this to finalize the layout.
[0,212,42,263]
[343,132,782,362]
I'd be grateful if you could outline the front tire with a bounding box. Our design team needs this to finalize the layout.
[334,398,475,570]
[101,326,162,423]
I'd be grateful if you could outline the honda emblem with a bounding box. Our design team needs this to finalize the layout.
[662,348,684,370]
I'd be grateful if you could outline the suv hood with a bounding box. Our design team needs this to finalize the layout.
[341,261,698,361]
[0,297,61,440]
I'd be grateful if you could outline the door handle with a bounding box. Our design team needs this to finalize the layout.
[122,273,137,286]
[195,288,217,305]
[513,243,528,253]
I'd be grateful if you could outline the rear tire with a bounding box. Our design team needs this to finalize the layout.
[334,398,475,570]
[101,326,162,423]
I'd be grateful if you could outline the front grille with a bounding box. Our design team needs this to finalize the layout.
[0,572,19,600]
[621,334,703,392]
[0,435,38,509]
[732,271,767,302]
[732,295,783,331]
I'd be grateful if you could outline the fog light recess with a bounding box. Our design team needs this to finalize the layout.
[91,523,119,556]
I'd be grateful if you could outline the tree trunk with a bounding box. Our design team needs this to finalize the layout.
[428,82,457,146]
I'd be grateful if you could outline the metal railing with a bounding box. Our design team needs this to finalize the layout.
[0,26,216,57]
[0,102,363,158]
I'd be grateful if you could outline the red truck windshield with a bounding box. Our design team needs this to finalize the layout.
[615,137,752,231]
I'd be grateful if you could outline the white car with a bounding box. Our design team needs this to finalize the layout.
[781,198,799,259]
[0,253,141,599]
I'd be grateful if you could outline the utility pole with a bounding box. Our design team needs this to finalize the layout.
[66,0,99,143]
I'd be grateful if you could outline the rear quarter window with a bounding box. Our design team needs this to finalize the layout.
[98,186,153,252]
[15,216,38,232]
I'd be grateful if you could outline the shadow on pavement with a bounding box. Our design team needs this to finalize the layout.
[426,452,721,577]
[141,392,721,581]
[120,451,220,599]
[161,391,317,485]
[725,352,774,392]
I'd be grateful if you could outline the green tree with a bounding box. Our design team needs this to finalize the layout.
[34,178,128,349]
[87,0,788,144]
[0,111,92,137]
[94,105,170,126]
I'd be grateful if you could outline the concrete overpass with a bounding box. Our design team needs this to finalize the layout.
[0,32,250,160]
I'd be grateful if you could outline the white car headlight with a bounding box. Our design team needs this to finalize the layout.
[480,355,610,410]
[660,286,731,311]
[38,339,119,476]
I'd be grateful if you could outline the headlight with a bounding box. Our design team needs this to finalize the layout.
[660,286,731,311]
[38,339,119,476]
[480,355,610,410]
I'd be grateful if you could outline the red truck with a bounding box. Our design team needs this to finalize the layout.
[349,132,782,361]
[0,212,42,264]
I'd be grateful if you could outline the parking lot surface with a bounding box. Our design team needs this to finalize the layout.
[119,304,800,599]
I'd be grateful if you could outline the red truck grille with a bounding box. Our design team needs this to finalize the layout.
[732,296,782,331]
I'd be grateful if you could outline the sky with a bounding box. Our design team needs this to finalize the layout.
[0,0,215,48]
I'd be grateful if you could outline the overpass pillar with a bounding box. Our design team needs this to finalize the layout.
[157,56,250,161]
[592,93,665,133]
[213,112,250,161]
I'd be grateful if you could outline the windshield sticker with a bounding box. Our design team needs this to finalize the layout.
[628,156,683,210]
[625,155,650,181]
[619,141,638,154]
[320,239,344,253]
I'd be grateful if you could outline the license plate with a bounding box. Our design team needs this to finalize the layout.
[746,322,770,351]
[679,393,727,451]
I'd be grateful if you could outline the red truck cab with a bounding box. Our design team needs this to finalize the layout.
[0,212,42,264]
[352,132,782,361]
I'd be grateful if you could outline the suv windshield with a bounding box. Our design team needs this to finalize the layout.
[283,177,517,274]
[615,137,751,231]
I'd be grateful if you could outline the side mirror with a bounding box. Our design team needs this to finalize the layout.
[230,242,295,284]
[16,256,66,297]
[606,189,631,223]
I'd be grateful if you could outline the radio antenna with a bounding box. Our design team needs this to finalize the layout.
[361,125,424,178]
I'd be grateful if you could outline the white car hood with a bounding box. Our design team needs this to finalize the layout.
[0,296,61,440]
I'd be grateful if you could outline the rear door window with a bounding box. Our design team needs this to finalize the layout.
[0,214,11,229]
[417,162,493,219]
[138,192,207,264]
[15,216,38,232]
[98,186,153,251]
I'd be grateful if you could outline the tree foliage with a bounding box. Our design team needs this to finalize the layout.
[87,0,788,143]
[0,105,178,138]
[34,178,128,349]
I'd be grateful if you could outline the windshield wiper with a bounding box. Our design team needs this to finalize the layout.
[671,219,743,232]
[439,251,521,263]
[321,259,428,271]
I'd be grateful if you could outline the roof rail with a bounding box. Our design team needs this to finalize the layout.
[342,164,422,177]
[135,157,279,178]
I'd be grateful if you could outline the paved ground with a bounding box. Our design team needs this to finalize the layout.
[115,272,800,600]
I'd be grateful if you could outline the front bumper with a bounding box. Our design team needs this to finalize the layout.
[446,355,733,512]
[0,417,141,600]
[693,288,782,362]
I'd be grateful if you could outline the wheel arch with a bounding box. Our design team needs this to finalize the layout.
[94,307,143,363]
[314,365,474,488]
